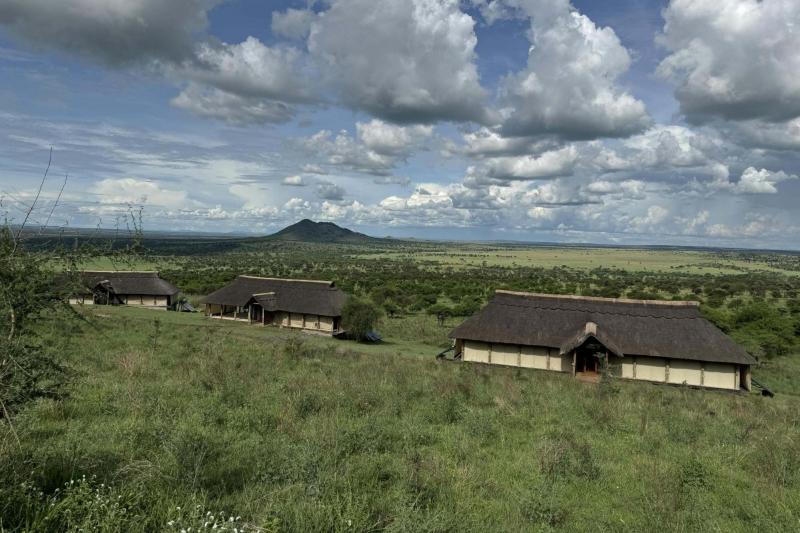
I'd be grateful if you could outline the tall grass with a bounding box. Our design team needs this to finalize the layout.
[1,309,798,531]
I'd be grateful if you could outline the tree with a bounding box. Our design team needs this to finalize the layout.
[341,296,382,341]
[426,303,454,326]
[0,227,71,419]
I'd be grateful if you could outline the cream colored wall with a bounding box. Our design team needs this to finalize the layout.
[125,295,167,307]
[69,296,92,305]
[520,345,548,369]
[619,356,739,390]
[461,341,568,372]
[491,343,519,366]
[702,362,738,390]
[548,353,570,372]
[457,337,744,390]
[277,312,289,326]
[463,341,490,363]
[290,313,303,328]
[319,315,334,332]
[668,359,703,386]
[635,357,667,382]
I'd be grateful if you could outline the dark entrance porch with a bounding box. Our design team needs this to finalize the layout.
[574,340,608,383]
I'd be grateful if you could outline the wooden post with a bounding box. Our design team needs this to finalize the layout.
[488,343,492,364]
[572,350,576,376]
[700,363,705,386]
[632,356,637,379]
[665,360,670,383]
[517,345,522,367]
[546,348,551,370]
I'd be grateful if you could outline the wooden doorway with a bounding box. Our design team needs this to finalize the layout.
[574,341,606,383]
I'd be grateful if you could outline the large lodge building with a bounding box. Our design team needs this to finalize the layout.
[450,290,755,392]
[202,276,348,335]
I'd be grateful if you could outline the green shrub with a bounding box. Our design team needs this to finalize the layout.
[341,296,382,341]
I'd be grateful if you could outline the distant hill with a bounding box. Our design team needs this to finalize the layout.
[265,219,381,244]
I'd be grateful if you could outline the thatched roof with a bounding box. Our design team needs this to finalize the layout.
[77,271,179,296]
[450,290,755,365]
[202,276,347,316]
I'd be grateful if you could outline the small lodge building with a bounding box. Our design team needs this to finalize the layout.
[449,290,755,392]
[202,276,347,335]
[69,271,179,310]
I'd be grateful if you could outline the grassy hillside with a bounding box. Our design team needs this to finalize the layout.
[1,307,798,531]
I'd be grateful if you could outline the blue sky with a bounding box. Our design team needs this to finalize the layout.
[1,0,799,248]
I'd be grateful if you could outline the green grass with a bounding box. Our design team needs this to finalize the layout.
[2,306,799,531]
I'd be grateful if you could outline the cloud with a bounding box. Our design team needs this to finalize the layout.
[372,175,412,186]
[298,121,432,176]
[281,175,308,187]
[713,167,798,194]
[658,0,800,124]
[299,130,395,175]
[497,0,650,139]
[616,125,714,169]
[0,0,219,66]
[466,145,578,184]
[356,120,433,156]
[184,38,313,103]
[170,37,313,124]
[632,205,670,229]
[583,179,648,200]
[315,180,346,201]
[725,118,800,151]
[271,8,316,40]
[90,177,191,209]
[308,0,489,124]
[170,83,295,125]
[301,164,327,175]
[460,127,558,158]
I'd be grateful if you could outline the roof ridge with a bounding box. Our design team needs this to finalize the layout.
[495,290,700,307]
[80,270,159,274]
[494,301,701,320]
[238,275,333,285]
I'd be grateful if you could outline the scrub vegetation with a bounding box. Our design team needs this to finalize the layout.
[2,233,800,531]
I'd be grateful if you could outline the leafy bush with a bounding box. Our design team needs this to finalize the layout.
[341,296,382,341]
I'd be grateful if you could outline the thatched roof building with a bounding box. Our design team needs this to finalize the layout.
[202,276,348,334]
[69,271,179,309]
[450,290,755,391]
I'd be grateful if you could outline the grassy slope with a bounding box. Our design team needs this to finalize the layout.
[2,307,798,531]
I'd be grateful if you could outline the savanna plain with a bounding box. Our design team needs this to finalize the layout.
[2,237,800,531]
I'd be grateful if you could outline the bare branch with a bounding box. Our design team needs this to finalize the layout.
[12,146,52,255]
[39,172,69,234]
